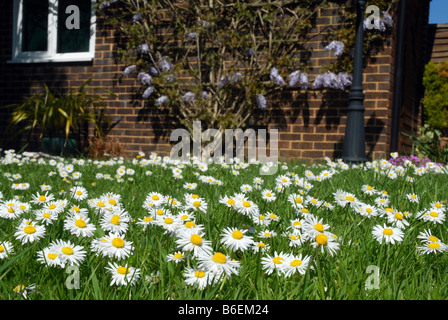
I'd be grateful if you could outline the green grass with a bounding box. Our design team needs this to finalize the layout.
[1,152,448,300]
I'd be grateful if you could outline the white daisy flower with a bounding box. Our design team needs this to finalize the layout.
[219,227,254,252]
[106,262,141,286]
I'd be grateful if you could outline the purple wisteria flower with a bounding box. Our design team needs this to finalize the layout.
[186,32,199,40]
[142,86,154,99]
[122,65,136,76]
[202,91,210,100]
[149,66,159,76]
[300,72,309,90]
[182,91,196,103]
[325,41,345,57]
[138,72,153,85]
[217,75,229,89]
[230,72,242,84]
[270,67,285,86]
[158,56,174,73]
[312,72,352,90]
[288,70,301,87]
[137,43,149,54]
[132,13,143,23]
[256,94,267,110]
[155,95,169,106]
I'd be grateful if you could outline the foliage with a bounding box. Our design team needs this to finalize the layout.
[402,124,448,165]
[422,61,448,133]
[98,0,396,140]
[4,79,113,145]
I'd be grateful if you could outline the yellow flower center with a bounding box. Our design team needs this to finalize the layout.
[109,199,117,205]
[366,208,373,213]
[19,205,26,210]
[61,247,74,255]
[164,218,173,224]
[117,266,129,275]
[429,242,441,249]
[43,213,51,219]
[38,195,46,202]
[314,223,324,232]
[269,214,277,220]
[48,204,57,210]
[266,192,272,197]
[184,221,196,228]
[112,238,125,248]
[301,208,309,214]
[290,259,302,267]
[316,233,328,245]
[242,201,251,208]
[383,228,393,236]
[47,253,58,260]
[257,242,266,248]
[346,196,355,202]
[394,212,403,220]
[76,191,83,196]
[273,257,284,264]
[23,226,36,234]
[435,203,442,209]
[430,211,439,217]
[212,252,227,264]
[97,201,105,207]
[174,253,184,259]
[110,215,121,225]
[193,201,201,207]
[232,230,244,240]
[8,208,15,213]
[156,209,164,215]
[0,246,3,253]
[75,219,86,228]
[143,217,153,222]
[264,232,271,237]
[190,234,203,245]
[385,208,394,214]
[295,197,302,204]
[293,221,301,227]
[194,270,206,278]
[429,235,439,242]
[192,194,199,199]
[152,195,159,201]
[227,199,235,205]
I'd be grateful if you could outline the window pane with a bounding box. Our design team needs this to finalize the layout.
[22,0,49,52]
[57,0,91,53]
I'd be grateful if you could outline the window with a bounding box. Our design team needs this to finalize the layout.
[10,0,96,63]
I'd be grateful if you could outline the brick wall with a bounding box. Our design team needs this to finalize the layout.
[0,1,429,162]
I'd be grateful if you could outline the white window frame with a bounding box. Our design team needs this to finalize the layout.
[9,0,96,63]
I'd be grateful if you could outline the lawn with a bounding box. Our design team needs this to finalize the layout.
[1,149,448,300]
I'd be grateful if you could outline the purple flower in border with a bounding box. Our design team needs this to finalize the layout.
[288,70,301,88]
[158,56,174,73]
[231,72,243,84]
[182,91,196,103]
[122,65,136,76]
[132,13,143,23]
[325,41,345,57]
[217,75,229,89]
[137,43,149,54]
[256,94,267,110]
[138,72,153,85]
[155,95,169,106]
[300,72,309,90]
[142,86,154,99]
[202,91,210,100]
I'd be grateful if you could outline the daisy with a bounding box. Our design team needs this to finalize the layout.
[258,230,277,239]
[234,199,259,216]
[197,251,240,277]
[185,196,208,214]
[36,246,64,268]
[417,229,441,244]
[302,214,331,239]
[354,202,379,218]
[406,193,419,203]
[252,241,270,253]
[0,200,24,219]
[70,186,88,201]
[310,231,340,255]
[261,189,276,202]
[261,251,288,275]
[0,241,14,260]
[136,215,156,230]
[183,266,220,290]
[175,228,213,258]
[64,214,97,237]
[41,201,64,214]
[430,201,446,212]
[374,197,390,208]
[219,227,254,252]
[106,262,141,286]
[219,195,238,208]
[34,209,59,225]
[285,230,304,247]
[240,184,252,193]
[386,211,409,229]
[49,239,87,266]
[30,191,55,205]
[361,184,377,195]
[372,224,404,245]
[155,213,183,235]
[183,182,197,190]
[418,209,446,224]
[166,251,187,263]
[100,209,131,234]
[145,192,165,207]
[281,253,311,277]
[288,193,304,209]
[417,241,448,255]
[94,232,134,261]
[14,219,46,244]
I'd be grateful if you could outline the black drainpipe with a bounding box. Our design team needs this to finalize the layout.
[390,0,407,153]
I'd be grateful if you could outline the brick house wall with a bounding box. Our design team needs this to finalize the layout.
[0,1,431,162]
